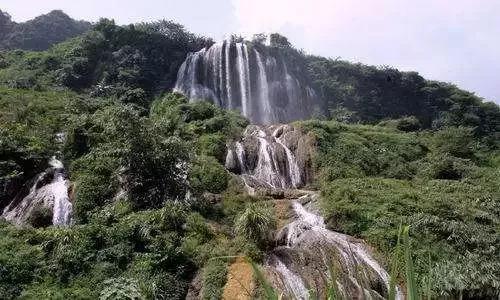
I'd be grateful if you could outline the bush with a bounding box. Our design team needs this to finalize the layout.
[99,277,145,300]
[202,260,227,300]
[197,133,227,162]
[432,126,475,158]
[235,202,275,248]
[27,205,53,228]
[379,116,421,132]
[418,153,476,180]
[189,156,230,194]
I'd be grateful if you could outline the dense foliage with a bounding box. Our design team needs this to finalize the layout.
[0,87,74,211]
[0,10,91,51]
[0,11,498,299]
[306,56,500,143]
[0,87,271,298]
[299,120,499,297]
[0,18,210,109]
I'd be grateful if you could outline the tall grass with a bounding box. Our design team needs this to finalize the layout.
[389,225,432,300]
[247,257,279,300]
[388,223,402,300]
[403,226,418,300]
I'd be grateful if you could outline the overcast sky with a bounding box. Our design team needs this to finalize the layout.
[3,0,499,103]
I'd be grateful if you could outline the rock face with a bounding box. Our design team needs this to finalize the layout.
[225,124,315,194]
[174,38,325,124]
[2,158,73,227]
[265,194,403,300]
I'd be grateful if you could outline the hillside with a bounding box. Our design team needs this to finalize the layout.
[0,10,91,51]
[0,12,498,300]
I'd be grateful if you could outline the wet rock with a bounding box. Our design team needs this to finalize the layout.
[202,192,222,204]
[226,124,315,191]
[2,158,72,227]
[265,195,402,300]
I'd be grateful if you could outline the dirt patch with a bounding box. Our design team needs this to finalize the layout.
[222,257,255,300]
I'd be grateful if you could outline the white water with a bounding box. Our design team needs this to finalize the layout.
[226,125,303,190]
[2,158,72,226]
[174,38,321,124]
[49,158,73,226]
[254,134,285,188]
[224,41,232,109]
[277,199,403,300]
[254,49,272,124]
[273,257,309,300]
[273,126,301,188]
[235,142,246,172]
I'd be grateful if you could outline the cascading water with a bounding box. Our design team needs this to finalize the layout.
[174,38,323,124]
[2,157,72,226]
[225,124,307,192]
[224,124,401,299]
[49,158,73,226]
[267,195,403,300]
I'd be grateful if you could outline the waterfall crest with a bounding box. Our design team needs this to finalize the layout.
[174,38,322,124]
[2,157,73,226]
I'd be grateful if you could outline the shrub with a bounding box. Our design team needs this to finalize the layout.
[99,277,145,300]
[189,155,230,194]
[197,133,227,162]
[418,153,476,180]
[379,116,422,132]
[235,202,276,248]
[28,205,53,228]
[202,259,227,300]
[432,126,475,158]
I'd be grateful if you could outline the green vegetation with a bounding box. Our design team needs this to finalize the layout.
[0,10,498,299]
[306,56,500,143]
[0,87,74,211]
[235,202,276,248]
[0,82,265,298]
[300,120,499,298]
[0,10,91,51]
[0,18,210,107]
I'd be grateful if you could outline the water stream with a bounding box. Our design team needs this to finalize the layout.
[2,157,72,226]
[267,196,403,300]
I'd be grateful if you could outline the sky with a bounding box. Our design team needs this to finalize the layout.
[2,0,499,104]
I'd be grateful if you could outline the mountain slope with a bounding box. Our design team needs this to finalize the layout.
[0,12,498,299]
[0,10,91,51]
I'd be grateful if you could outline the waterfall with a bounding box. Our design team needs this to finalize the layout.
[225,125,305,190]
[236,43,251,117]
[174,37,322,124]
[49,158,73,226]
[254,132,286,188]
[224,41,233,108]
[254,50,272,124]
[268,197,403,299]
[273,126,301,188]
[235,142,247,172]
[225,125,401,298]
[271,256,309,300]
[2,157,72,226]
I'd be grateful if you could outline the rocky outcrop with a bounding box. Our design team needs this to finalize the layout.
[266,193,402,300]
[225,124,316,194]
[2,158,73,227]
